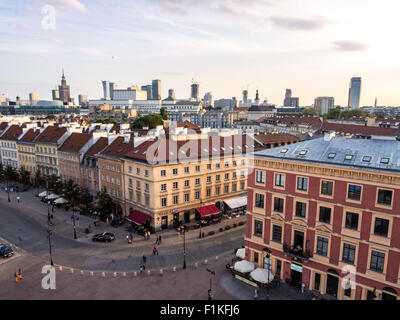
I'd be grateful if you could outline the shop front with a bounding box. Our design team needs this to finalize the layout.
[223,195,247,217]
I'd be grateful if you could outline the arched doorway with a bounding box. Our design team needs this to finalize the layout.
[382,287,397,300]
[326,269,339,298]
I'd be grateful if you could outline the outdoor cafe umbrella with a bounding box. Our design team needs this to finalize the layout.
[236,248,246,259]
[38,191,48,197]
[46,194,60,200]
[54,197,68,204]
[234,260,255,273]
[250,268,274,284]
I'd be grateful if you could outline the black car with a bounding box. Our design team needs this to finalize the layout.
[92,232,115,242]
[0,244,14,258]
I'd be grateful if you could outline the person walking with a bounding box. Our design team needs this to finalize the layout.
[155,247,159,255]
[139,265,143,274]
[208,289,213,300]
[142,255,146,265]
[18,268,22,281]
[15,272,19,283]
[16,196,20,203]
[152,247,156,255]
[158,235,162,244]
[254,288,259,300]
[301,282,306,294]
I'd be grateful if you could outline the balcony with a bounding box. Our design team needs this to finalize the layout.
[283,243,311,262]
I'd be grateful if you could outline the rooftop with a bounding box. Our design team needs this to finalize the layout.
[320,121,400,137]
[18,128,41,143]
[0,125,24,141]
[35,126,68,143]
[254,135,400,174]
[58,132,92,153]
[84,137,109,157]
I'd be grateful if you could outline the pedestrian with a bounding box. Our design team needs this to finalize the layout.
[156,247,159,255]
[142,264,145,271]
[18,268,22,281]
[159,235,162,244]
[16,196,20,203]
[208,289,213,300]
[254,288,259,300]
[301,282,305,294]
[15,272,19,283]
[142,255,146,265]
[152,247,156,255]
[139,265,143,273]
[130,233,133,242]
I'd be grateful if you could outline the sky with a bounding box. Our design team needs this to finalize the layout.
[0,0,399,106]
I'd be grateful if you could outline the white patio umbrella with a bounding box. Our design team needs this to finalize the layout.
[250,268,274,284]
[236,248,246,259]
[234,260,255,273]
[54,197,68,204]
[46,194,60,200]
[38,191,48,197]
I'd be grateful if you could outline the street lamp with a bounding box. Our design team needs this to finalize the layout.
[72,204,77,240]
[183,227,186,269]
[206,268,216,295]
[45,176,54,266]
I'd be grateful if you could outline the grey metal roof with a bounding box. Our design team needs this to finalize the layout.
[254,136,400,174]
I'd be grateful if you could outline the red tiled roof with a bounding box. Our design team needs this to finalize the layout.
[0,122,8,131]
[196,204,221,217]
[124,134,263,163]
[177,121,201,130]
[84,137,109,157]
[255,133,301,145]
[126,210,150,225]
[233,107,249,111]
[0,125,23,141]
[58,132,92,153]
[320,121,400,136]
[98,136,134,158]
[18,128,41,143]
[35,126,68,143]
[257,116,322,128]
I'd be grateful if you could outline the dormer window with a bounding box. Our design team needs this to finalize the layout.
[328,153,336,159]
[362,156,372,162]
[345,155,353,161]
[299,150,308,156]
[380,157,390,164]
[280,148,288,154]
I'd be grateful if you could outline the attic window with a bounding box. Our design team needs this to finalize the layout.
[203,148,209,152]
[221,147,226,151]
[380,157,390,164]
[212,148,218,152]
[299,150,308,156]
[280,148,288,154]
[134,150,139,154]
[328,153,336,159]
[362,156,372,163]
[237,146,242,149]
[142,151,147,155]
[169,151,174,156]
[345,155,353,161]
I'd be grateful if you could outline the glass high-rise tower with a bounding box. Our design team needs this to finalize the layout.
[348,77,362,109]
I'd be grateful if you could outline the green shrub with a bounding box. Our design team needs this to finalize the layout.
[219,228,224,232]
[233,224,237,228]
[225,225,231,230]
[238,221,245,226]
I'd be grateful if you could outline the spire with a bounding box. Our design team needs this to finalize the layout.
[62,68,65,80]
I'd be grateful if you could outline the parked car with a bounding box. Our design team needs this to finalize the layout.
[92,232,115,242]
[0,244,14,258]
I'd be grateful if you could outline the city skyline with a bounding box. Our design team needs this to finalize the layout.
[0,0,400,106]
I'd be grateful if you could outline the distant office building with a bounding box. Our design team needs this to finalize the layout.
[204,92,213,107]
[315,96,335,115]
[52,88,59,101]
[283,89,299,107]
[29,93,39,105]
[58,69,72,104]
[152,79,161,100]
[102,81,110,100]
[214,97,238,109]
[140,85,152,100]
[191,81,200,100]
[243,90,248,103]
[110,82,117,100]
[168,89,175,100]
[78,94,88,107]
[348,77,362,109]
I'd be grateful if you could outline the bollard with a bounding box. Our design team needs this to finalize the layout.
[134,271,137,277]
[90,271,94,276]
[123,272,126,277]
[173,267,176,272]
[204,259,208,264]
[71,268,74,274]
[195,262,198,268]
[102,272,105,277]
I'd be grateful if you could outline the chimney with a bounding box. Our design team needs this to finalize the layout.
[324,131,335,142]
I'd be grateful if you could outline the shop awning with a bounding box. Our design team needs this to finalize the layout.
[126,210,150,226]
[38,191,48,197]
[195,204,221,217]
[236,248,246,259]
[224,196,247,210]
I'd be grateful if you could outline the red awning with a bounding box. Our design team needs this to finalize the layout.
[195,204,221,217]
[126,210,150,226]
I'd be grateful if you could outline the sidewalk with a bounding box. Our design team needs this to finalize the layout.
[0,183,246,252]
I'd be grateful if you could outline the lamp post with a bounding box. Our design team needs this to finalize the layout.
[72,203,77,240]
[206,268,215,294]
[45,176,54,266]
[183,227,186,269]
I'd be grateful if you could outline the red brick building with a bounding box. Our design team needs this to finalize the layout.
[246,133,400,300]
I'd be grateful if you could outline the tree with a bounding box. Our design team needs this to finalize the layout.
[131,114,164,129]
[95,187,115,220]
[327,108,342,119]
[302,108,318,117]
[4,166,17,182]
[78,187,94,215]
[18,166,31,187]
[48,175,63,194]
[62,179,80,210]
[342,109,368,119]
[33,170,44,188]
[160,107,168,120]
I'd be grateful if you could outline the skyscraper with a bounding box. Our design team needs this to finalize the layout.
[29,92,39,105]
[348,77,362,109]
[152,79,161,100]
[168,89,175,99]
[242,89,248,103]
[78,94,88,106]
[283,89,299,107]
[204,92,213,107]
[52,88,60,100]
[191,81,199,100]
[58,69,72,104]
[314,96,335,115]
[141,85,153,100]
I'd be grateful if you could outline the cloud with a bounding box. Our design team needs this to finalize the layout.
[270,16,327,31]
[333,40,369,51]
[39,0,86,12]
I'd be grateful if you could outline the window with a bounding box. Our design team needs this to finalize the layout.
[348,185,362,201]
[374,218,389,237]
[144,169,148,177]
[195,178,200,185]
[207,164,212,170]
[295,202,306,218]
[173,182,178,189]
[145,183,149,192]
[216,187,220,195]
[380,157,390,164]
[314,273,321,291]
[316,237,329,256]
[362,156,372,163]
[319,207,331,224]
[207,176,211,183]
[184,167,189,173]
[161,170,166,177]
[345,212,359,230]
[136,181,141,190]
[256,171,265,184]
[342,243,356,264]
[297,177,308,191]
[370,251,385,273]
[272,225,282,243]
[216,175,220,182]
[377,189,392,206]
[275,174,285,187]
[224,185,229,193]
[173,195,179,205]
[274,197,284,213]
[345,155,353,161]
[136,168,140,175]
[161,198,167,207]
[161,184,167,192]
[232,183,237,192]
[240,182,245,190]
[225,162,229,168]
[321,180,333,196]
[173,168,178,175]
[196,165,200,172]
[255,193,265,209]
[253,252,259,264]
[216,163,220,169]
[145,195,149,206]
[184,180,190,187]
[195,191,200,200]
[206,188,211,197]
[225,173,229,180]
[184,194,190,202]
[254,220,263,237]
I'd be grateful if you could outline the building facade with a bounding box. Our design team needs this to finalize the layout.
[17,128,41,175]
[246,133,400,300]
